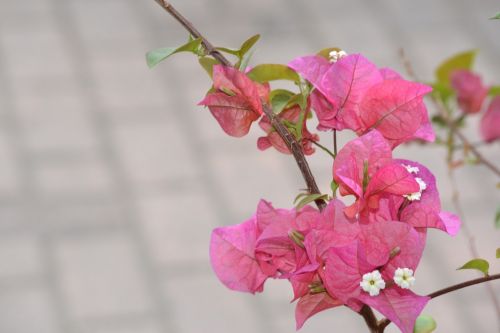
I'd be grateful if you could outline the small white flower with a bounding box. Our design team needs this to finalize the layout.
[329,50,347,63]
[360,270,386,296]
[402,164,419,174]
[404,177,427,201]
[393,267,416,289]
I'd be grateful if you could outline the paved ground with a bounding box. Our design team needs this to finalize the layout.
[0,0,499,332]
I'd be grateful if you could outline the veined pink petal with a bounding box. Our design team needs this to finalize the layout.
[365,164,420,199]
[288,55,331,88]
[333,130,392,199]
[213,65,264,114]
[359,288,430,333]
[438,211,461,236]
[359,79,432,141]
[210,217,267,293]
[320,54,383,131]
[295,293,342,329]
[199,92,260,137]
[480,96,500,143]
[451,70,488,114]
[379,67,403,80]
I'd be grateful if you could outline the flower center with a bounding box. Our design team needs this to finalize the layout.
[393,267,416,289]
[360,269,386,296]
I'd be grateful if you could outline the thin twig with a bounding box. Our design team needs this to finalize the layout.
[428,273,500,299]
[153,0,326,210]
[378,273,500,331]
[333,129,338,156]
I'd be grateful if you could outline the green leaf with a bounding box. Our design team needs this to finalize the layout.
[495,207,500,229]
[146,38,203,68]
[431,81,454,102]
[246,64,300,83]
[435,50,477,86]
[237,49,254,71]
[496,248,500,259]
[295,193,328,210]
[270,89,295,114]
[413,315,437,333]
[457,258,490,276]
[331,180,339,196]
[489,86,500,96]
[198,57,219,78]
[490,12,500,20]
[239,34,260,57]
[217,34,260,60]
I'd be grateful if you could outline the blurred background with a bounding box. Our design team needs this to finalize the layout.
[0,0,499,332]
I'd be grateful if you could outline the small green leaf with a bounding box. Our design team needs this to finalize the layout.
[198,57,219,78]
[331,180,339,197]
[239,34,260,57]
[435,50,477,86]
[431,81,454,102]
[490,12,500,20]
[457,258,490,276]
[246,64,300,83]
[270,89,294,114]
[496,248,500,259]
[237,49,254,71]
[146,38,203,68]
[495,207,500,229]
[296,193,328,210]
[413,315,437,333]
[489,86,500,96]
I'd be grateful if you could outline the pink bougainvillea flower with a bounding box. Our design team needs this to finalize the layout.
[295,292,343,330]
[257,105,319,155]
[395,160,461,236]
[480,96,500,143]
[289,54,434,147]
[199,65,267,137]
[210,215,267,293]
[359,79,434,147]
[450,69,489,114]
[324,221,429,333]
[333,130,420,218]
[210,199,327,294]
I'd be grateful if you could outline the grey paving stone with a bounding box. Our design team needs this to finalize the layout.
[0,286,62,333]
[53,232,153,320]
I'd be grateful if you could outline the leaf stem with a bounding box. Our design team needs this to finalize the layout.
[308,139,336,158]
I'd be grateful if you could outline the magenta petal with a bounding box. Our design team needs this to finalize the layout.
[210,217,267,293]
[359,79,432,141]
[320,54,383,131]
[199,93,260,137]
[480,96,500,143]
[451,70,488,114]
[380,67,403,80]
[365,163,420,198]
[324,241,374,303]
[288,55,331,88]
[295,293,342,329]
[359,288,430,333]
[438,211,461,236]
[212,65,263,114]
[333,130,392,198]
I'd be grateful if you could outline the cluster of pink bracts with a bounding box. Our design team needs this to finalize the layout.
[202,53,463,332]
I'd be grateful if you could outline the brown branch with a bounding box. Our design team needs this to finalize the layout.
[378,273,500,331]
[152,0,326,210]
[359,305,382,333]
[428,273,500,299]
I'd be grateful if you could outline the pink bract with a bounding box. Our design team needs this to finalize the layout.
[288,54,435,147]
[199,65,266,137]
[450,69,489,114]
[480,96,500,143]
[257,105,319,155]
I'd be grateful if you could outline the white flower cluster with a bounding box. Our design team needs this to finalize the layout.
[360,267,416,296]
[402,164,427,201]
[329,50,347,63]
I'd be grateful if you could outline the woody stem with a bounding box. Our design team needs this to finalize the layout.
[152,0,326,210]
